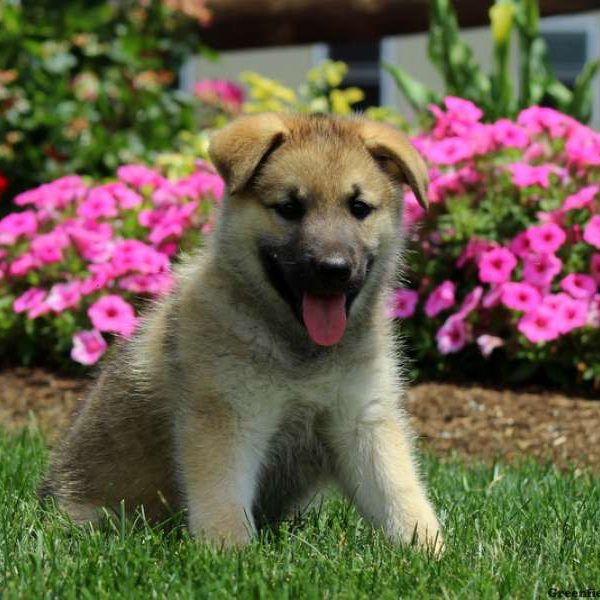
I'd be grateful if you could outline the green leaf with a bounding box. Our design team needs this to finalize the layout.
[382,62,441,113]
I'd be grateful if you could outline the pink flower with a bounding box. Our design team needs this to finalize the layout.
[46,282,82,313]
[111,240,169,276]
[0,210,38,244]
[444,96,483,122]
[542,293,571,312]
[9,252,37,277]
[508,163,557,189]
[456,286,482,318]
[117,164,165,189]
[560,273,597,299]
[194,79,244,113]
[478,247,517,284]
[491,119,529,148]
[13,288,46,314]
[457,238,496,268]
[71,330,108,365]
[425,138,473,165]
[402,191,426,229]
[81,264,115,295]
[562,185,598,212]
[386,289,419,319]
[526,223,566,254]
[31,231,70,265]
[118,273,175,296]
[436,315,469,354]
[583,216,600,249]
[501,282,542,312]
[476,334,504,358]
[555,297,588,334]
[482,285,503,309]
[425,281,456,317]
[591,254,600,284]
[88,295,138,338]
[510,231,533,259]
[522,253,562,287]
[77,186,118,220]
[518,305,560,343]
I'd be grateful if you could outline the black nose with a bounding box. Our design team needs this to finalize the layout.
[314,256,352,284]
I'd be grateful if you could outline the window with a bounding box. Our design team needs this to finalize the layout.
[314,40,395,110]
[540,14,600,125]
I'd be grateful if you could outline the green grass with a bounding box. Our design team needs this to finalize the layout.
[1,430,599,599]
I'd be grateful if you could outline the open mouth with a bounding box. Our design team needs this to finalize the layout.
[259,248,362,347]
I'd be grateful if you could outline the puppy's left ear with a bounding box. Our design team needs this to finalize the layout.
[209,113,288,194]
[358,120,429,209]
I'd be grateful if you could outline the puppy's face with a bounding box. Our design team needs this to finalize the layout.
[210,114,428,347]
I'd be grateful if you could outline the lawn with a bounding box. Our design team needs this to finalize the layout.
[1,430,599,599]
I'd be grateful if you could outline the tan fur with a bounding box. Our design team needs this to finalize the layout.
[40,113,442,553]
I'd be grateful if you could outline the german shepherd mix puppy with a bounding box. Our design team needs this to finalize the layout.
[40,113,443,552]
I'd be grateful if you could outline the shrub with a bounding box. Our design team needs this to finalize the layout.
[385,0,600,123]
[0,0,212,200]
[2,89,599,390]
[0,162,223,369]
[391,97,600,389]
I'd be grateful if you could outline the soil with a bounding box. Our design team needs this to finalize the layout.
[1,368,599,469]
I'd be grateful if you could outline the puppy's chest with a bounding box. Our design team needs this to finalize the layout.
[214,352,388,418]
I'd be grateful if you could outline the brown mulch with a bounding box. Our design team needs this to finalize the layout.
[1,368,600,469]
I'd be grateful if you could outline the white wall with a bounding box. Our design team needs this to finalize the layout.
[185,10,600,127]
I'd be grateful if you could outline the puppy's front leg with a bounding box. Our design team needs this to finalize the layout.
[329,400,443,553]
[176,403,272,548]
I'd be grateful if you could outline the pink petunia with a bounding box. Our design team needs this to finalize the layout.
[518,305,560,343]
[508,163,557,189]
[31,231,70,265]
[510,231,534,259]
[560,273,597,299]
[13,288,46,315]
[117,164,165,189]
[194,79,244,113]
[526,223,566,255]
[478,247,517,284]
[555,296,588,334]
[522,253,562,287]
[456,286,483,318]
[386,289,419,319]
[118,272,175,296]
[583,215,600,249]
[71,330,108,365]
[457,238,496,268]
[424,281,456,318]
[562,185,598,212]
[425,138,473,165]
[491,119,529,149]
[0,210,38,244]
[88,295,138,338]
[476,334,504,358]
[77,186,119,220]
[9,252,37,277]
[591,254,600,284]
[402,191,426,229]
[436,315,470,354]
[46,281,82,313]
[501,282,542,312]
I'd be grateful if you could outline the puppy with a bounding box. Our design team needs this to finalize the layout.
[40,113,442,551]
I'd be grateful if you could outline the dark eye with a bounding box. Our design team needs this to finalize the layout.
[273,198,305,221]
[349,198,373,220]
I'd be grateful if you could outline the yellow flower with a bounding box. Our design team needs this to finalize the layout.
[490,2,515,46]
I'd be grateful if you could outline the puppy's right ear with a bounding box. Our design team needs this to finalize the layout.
[208,113,288,194]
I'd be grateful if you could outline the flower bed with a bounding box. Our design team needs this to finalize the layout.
[0,163,222,367]
[391,98,600,388]
[1,97,599,389]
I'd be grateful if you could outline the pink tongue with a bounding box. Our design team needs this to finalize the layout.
[302,293,347,346]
